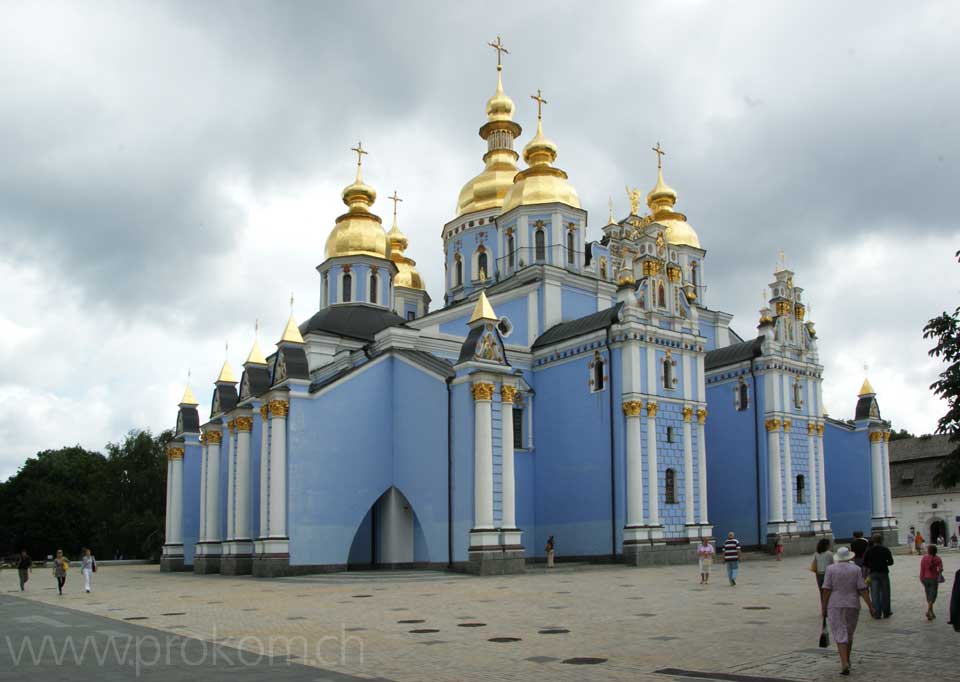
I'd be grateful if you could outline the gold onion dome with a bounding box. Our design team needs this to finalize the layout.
[501,91,581,213]
[387,204,425,291]
[645,166,700,249]
[324,143,388,259]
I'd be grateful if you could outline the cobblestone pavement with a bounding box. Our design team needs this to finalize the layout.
[6,551,959,681]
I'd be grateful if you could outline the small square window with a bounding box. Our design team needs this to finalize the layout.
[666,426,675,443]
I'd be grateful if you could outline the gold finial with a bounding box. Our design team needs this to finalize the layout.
[350,141,368,182]
[289,291,295,314]
[280,294,304,344]
[245,319,267,365]
[388,190,402,224]
[180,369,199,406]
[468,290,498,324]
[487,35,509,71]
[531,88,548,121]
[651,141,666,170]
[608,196,615,223]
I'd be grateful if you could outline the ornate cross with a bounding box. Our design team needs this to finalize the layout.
[531,89,548,120]
[488,35,509,70]
[350,141,368,171]
[289,292,295,314]
[388,190,403,220]
[651,141,666,169]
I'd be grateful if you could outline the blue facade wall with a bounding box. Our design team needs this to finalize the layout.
[181,440,202,566]
[249,413,262,540]
[824,424,872,540]
[450,380,475,563]
[561,285,595,322]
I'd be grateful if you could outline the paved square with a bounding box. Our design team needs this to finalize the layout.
[4,551,959,681]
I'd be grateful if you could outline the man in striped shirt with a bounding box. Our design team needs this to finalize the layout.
[723,532,743,586]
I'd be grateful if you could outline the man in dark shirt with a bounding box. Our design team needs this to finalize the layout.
[850,531,869,575]
[863,534,894,618]
[17,549,32,591]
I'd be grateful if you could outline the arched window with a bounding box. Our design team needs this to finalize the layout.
[322,273,329,307]
[477,249,488,281]
[737,378,749,411]
[455,255,463,287]
[665,468,677,504]
[663,354,674,390]
[657,282,666,308]
[507,233,515,268]
[535,228,546,262]
[342,273,352,303]
[690,260,698,288]
[796,474,805,504]
[369,272,378,304]
[793,377,803,408]
[566,229,575,264]
[591,352,605,392]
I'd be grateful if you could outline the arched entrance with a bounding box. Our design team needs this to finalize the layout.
[347,487,417,569]
[930,519,948,546]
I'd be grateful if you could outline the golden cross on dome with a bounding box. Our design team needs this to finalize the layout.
[350,141,368,173]
[531,89,548,120]
[488,35,509,70]
[651,141,666,169]
[388,190,403,220]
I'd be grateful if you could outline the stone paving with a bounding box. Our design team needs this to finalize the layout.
[6,550,960,681]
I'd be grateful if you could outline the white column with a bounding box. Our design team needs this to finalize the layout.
[205,430,222,542]
[500,386,517,530]
[624,401,644,527]
[198,438,208,541]
[817,424,828,520]
[682,406,695,526]
[472,382,495,530]
[881,432,893,517]
[783,420,794,522]
[870,431,884,519]
[696,408,709,524]
[164,456,173,541]
[268,400,288,538]
[766,418,784,523]
[235,417,253,541]
[169,450,184,545]
[258,404,270,538]
[225,422,236,542]
[807,423,819,520]
[646,402,660,527]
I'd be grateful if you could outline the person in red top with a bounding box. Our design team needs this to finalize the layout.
[920,544,944,621]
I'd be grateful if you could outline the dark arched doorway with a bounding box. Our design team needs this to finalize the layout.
[347,487,417,569]
[930,519,947,546]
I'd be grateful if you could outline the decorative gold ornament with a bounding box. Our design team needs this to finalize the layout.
[646,401,658,417]
[500,385,517,404]
[472,382,495,401]
[235,416,253,432]
[807,423,816,435]
[696,408,707,424]
[667,264,682,283]
[259,404,269,421]
[199,433,207,446]
[882,431,891,442]
[794,304,805,321]
[268,400,290,418]
[227,419,236,434]
[167,447,184,461]
[642,260,660,277]
[205,430,223,445]
[783,419,792,432]
[765,418,781,432]
[775,301,792,317]
[682,406,693,422]
[622,400,643,417]
[869,431,884,442]
[816,424,824,437]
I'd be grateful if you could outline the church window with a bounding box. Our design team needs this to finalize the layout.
[793,377,803,409]
[796,474,805,504]
[369,272,378,304]
[590,351,606,392]
[513,407,523,449]
[690,261,698,288]
[455,255,463,287]
[666,426,675,443]
[599,257,607,280]
[663,353,676,390]
[736,377,749,411]
[657,282,666,308]
[322,273,329,307]
[477,248,488,280]
[342,273,352,303]
[665,468,677,504]
[535,228,546,262]
[406,311,415,321]
[566,230,575,264]
[507,234,515,268]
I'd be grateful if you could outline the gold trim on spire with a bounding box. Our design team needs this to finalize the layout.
[858,377,876,397]
[280,294,304,344]
[245,320,268,365]
[180,381,199,406]
[468,290,498,324]
[216,360,236,384]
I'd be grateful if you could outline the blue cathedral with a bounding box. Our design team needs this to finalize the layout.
[161,43,899,576]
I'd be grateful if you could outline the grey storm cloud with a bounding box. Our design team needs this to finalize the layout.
[0,0,957,478]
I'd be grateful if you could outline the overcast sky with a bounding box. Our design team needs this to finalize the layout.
[1,1,957,479]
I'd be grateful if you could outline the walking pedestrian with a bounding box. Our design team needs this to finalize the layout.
[774,533,784,561]
[949,568,960,632]
[723,532,742,586]
[850,531,869,578]
[16,549,32,591]
[697,537,714,584]
[907,528,916,549]
[920,544,944,621]
[951,533,958,550]
[80,547,96,593]
[51,549,69,595]
[914,531,925,556]
[812,538,834,591]
[821,546,876,675]
[545,536,555,568]
[863,534,894,618]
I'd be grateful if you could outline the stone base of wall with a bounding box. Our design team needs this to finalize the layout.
[871,528,900,548]
[159,556,186,572]
[623,542,700,567]
[219,555,253,576]
[773,533,825,557]
[465,548,526,575]
[192,556,221,574]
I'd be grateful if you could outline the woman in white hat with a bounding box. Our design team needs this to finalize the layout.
[821,546,876,675]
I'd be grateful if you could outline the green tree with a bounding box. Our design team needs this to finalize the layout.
[923,250,960,487]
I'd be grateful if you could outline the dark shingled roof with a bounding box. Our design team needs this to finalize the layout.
[301,305,406,342]
[175,406,199,436]
[532,303,623,350]
[704,337,764,371]
[239,365,271,400]
[854,395,880,421]
[309,349,453,394]
[889,435,959,496]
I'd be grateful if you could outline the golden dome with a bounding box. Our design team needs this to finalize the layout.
[324,147,388,259]
[387,215,425,291]
[501,117,581,213]
[456,68,522,216]
[179,381,199,406]
[858,377,876,397]
[645,168,700,249]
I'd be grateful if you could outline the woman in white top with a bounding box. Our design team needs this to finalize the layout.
[813,537,834,591]
[80,548,96,593]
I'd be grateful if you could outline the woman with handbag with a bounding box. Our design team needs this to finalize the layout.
[919,544,944,621]
[821,546,876,676]
[51,549,69,595]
